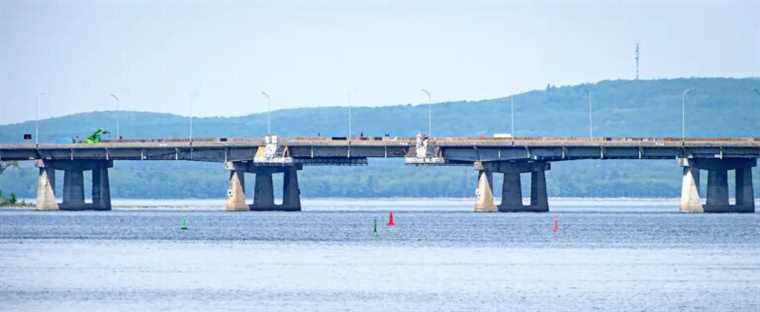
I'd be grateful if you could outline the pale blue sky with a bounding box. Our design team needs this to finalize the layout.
[1,0,759,124]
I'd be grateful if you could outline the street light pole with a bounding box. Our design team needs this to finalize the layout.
[681,88,694,142]
[585,90,593,139]
[510,95,515,136]
[35,92,46,145]
[189,93,194,142]
[347,90,352,139]
[753,89,760,132]
[110,93,120,139]
[261,91,271,135]
[420,89,432,137]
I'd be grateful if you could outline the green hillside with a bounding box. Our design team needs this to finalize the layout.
[1,77,759,199]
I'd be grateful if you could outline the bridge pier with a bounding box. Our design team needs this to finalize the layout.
[679,158,755,213]
[62,170,85,209]
[735,167,755,213]
[253,171,275,211]
[529,169,549,212]
[282,167,301,211]
[225,168,248,211]
[473,161,550,212]
[35,160,113,211]
[474,169,496,212]
[706,169,729,211]
[35,163,58,210]
[92,166,111,210]
[224,162,302,211]
[500,172,522,211]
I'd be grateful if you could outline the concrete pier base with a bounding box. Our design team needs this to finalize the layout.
[678,158,756,213]
[706,169,730,213]
[499,172,523,211]
[680,165,702,213]
[224,162,303,212]
[474,161,550,213]
[529,170,549,212]
[252,171,275,211]
[281,167,301,211]
[91,167,111,210]
[62,170,85,209]
[474,169,497,212]
[35,160,112,211]
[735,168,755,213]
[225,169,248,211]
[35,161,58,210]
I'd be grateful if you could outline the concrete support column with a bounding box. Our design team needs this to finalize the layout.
[62,170,85,209]
[91,167,111,210]
[253,171,275,211]
[498,172,522,212]
[679,158,755,213]
[225,169,248,211]
[282,167,301,211]
[35,162,58,210]
[705,169,730,212]
[679,165,702,213]
[529,169,549,212]
[474,170,497,212]
[735,168,755,213]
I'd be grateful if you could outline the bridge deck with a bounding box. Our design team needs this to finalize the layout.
[0,136,758,163]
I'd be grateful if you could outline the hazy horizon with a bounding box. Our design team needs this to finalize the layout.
[2,0,759,124]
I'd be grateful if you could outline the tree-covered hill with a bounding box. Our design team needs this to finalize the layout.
[1,77,758,199]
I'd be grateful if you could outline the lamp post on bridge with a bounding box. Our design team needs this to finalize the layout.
[510,95,515,136]
[420,89,432,137]
[347,90,353,140]
[35,92,46,145]
[681,88,694,143]
[110,93,120,139]
[585,90,593,139]
[261,91,272,135]
[189,95,193,142]
[188,90,201,143]
[754,89,760,130]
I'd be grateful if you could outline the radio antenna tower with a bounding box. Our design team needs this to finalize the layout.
[635,43,640,80]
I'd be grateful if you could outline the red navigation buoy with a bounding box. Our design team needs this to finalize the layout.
[387,211,395,226]
[552,217,560,233]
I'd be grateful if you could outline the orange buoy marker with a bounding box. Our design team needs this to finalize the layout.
[552,217,560,233]
[387,211,395,226]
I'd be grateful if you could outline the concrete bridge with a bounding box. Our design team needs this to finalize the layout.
[1,135,758,213]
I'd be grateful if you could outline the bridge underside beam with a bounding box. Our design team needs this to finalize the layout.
[679,158,756,213]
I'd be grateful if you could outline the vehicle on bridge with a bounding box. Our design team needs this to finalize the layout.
[82,129,110,144]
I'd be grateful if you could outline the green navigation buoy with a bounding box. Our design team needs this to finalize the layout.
[180,218,188,230]
[373,218,378,236]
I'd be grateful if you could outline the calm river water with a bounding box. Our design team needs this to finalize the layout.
[1,198,759,311]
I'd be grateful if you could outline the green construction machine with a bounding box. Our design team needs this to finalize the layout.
[83,129,110,144]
